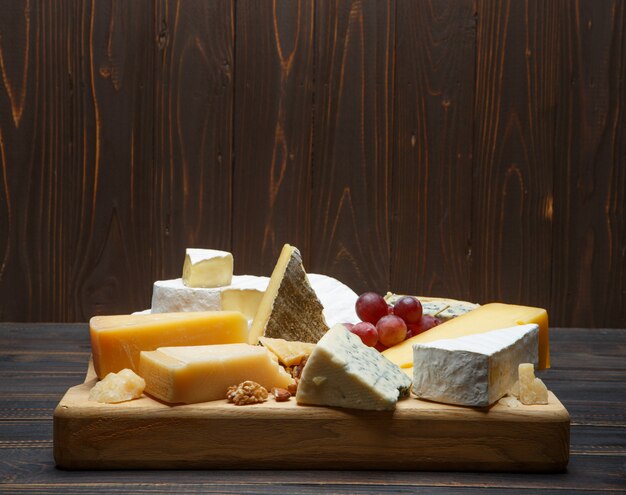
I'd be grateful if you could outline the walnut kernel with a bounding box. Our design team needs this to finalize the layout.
[226,380,268,405]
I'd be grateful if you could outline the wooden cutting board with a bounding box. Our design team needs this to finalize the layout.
[53,361,570,472]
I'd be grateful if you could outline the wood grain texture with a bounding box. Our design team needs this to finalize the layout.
[391,0,475,300]
[551,0,626,327]
[232,0,314,275]
[0,1,625,326]
[311,0,394,295]
[472,0,559,308]
[2,324,626,491]
[154,0,234,281]
[3,323,626,493]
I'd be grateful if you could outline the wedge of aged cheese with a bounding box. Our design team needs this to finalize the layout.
[151,275,269,314]
[296,325,411,411]
[182,248,233,288]
[88,369,146,404]
[89,311,248,379]
[383,303,550,370]
[139,343,293,404]
[412,324,539,407]
[258,337,316,366]
[517,363,549,405]
[385,293,479,321]
[249,244,328,344]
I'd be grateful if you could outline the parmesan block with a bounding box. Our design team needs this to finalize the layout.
[88,369,145,404]
[411,325,539,407]
[248,244,328,344]
[383,302,550,371]
[182,248,233,288]
[89,311,248,379]
[518,363,549,405]
[139,344,294,404]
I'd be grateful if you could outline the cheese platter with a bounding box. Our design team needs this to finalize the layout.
[53,244,570,472]
[54,360,569,471]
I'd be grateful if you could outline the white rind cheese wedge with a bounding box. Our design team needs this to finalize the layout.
[151,275,269,314]
[412,324,539,407]
[307,273,359,327]
[249,244,328,344]
[182,248,234,288]
[296,324,412,411]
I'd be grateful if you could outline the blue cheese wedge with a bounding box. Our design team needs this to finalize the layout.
[296,324,411,411]
[384,293,479,321]
[412,324,539,407]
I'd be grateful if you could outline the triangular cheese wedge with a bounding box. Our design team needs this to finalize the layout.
[295,325,411,411]
[259,337,316,366]
[249,244,328,344]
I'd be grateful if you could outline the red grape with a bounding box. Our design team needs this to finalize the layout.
[393,296,423,324]
[350,321,378,347]
[374,342,388,352]
[407,315,441,336]
[376,315,407,347]
[342,322,355,331]
[355,292,389,324]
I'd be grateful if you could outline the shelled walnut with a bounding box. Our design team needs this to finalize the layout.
[226,381,268,405]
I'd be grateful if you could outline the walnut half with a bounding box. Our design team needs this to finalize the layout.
[226,380,268,405]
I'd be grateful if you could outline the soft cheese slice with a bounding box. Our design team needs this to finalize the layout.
[151,275,269,314]
[412,324,539,407]
[307,273,359,326]
[182,248,233,288]
[383,302,550,370]
[249,244,328,344]
[139,343,293,404]
[296,324,411,411]
[90,311,248,379]
[258,337,316,366]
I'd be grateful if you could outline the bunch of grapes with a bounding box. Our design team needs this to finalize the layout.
[347,292,441,350]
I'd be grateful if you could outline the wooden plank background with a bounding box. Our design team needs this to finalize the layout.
[0,0,624,326]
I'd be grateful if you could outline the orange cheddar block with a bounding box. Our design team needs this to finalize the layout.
[382,303,549,371]
[90,311,248,379]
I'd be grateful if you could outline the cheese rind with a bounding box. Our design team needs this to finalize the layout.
[139,343,293,404]
[182,248,233,288]
[89,311,248,379]
[307,273,359,327]
[249,244,328,344]
[296,325,411,411]
[383,302,550,370]
[412,324,539,407]
[151,275,269,314]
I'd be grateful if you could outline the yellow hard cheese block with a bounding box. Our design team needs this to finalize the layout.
[382,303,550,370]
[90,311,248,379]
[139,343,294,404]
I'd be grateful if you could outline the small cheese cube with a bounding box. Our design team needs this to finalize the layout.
[518,363,549,405]
[139,344,294,404]
[90,311,248,379]
[182,248,233,288]
[88,369,145,403]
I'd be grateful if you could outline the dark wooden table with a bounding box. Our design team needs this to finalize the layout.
[1,324,624,494]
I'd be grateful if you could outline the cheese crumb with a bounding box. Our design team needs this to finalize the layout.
[89,369,146,403]
[517,363,548,405]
